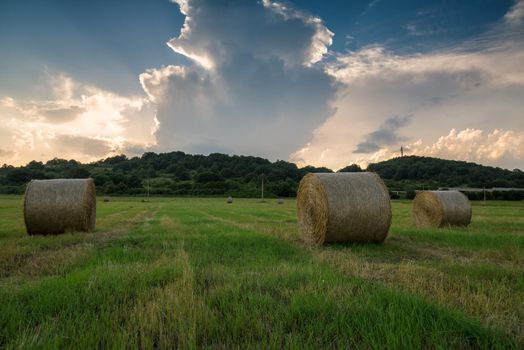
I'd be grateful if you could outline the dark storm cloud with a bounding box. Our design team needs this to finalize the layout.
[354,115,412,153]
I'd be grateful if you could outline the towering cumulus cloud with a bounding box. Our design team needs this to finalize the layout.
[140,0,336,159]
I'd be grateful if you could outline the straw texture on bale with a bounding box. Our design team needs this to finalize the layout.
[412,190,471,228]
[24,179,96,235]
[297,172,392,245]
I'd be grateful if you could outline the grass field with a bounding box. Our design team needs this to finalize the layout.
[0,195,523,349]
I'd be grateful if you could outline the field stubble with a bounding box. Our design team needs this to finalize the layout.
[0,195,522,349]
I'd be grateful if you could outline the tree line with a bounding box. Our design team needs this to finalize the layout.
[0,153,523,199]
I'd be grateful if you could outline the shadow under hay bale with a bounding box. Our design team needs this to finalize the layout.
[227,196,233,204]
[297,172,391,245]
[23,179,96,235]
[412,190,472,228]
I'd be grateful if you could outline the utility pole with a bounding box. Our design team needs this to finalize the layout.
[483,186,486,204]
[400,145,404,157]
[147,177,150,202]
[261,174,264,201]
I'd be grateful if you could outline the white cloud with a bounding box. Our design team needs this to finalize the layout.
[326,45,524,87]
[423,129,524,166]
[260,0,333,65]
[141,0,336,160]
[50,74,75,102]
[505,0,524,26]
[167,0,333,69]
[0,74,156,165]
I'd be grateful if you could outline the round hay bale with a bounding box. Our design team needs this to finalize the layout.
[297,172,391,245]
[24,179,96,235]
[227,196,233,204]
[277,198,284,205]
[412,190,471,228]
[103,196,110,202]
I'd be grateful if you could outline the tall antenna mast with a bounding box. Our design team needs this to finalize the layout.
[401,145,404,157]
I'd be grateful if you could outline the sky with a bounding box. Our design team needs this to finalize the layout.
[0,0,523,170]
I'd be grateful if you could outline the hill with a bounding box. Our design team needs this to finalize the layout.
[0,152,332,197]
[368,156,524,190]
[0,153,522,198]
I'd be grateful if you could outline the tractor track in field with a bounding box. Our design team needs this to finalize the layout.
[0,202,162,284]
[184,206,524,343]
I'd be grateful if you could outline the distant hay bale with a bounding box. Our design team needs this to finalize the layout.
[23,179,96,235]
[103,196,110,202]
[227,196,233,204]
[412,190,471,228]
[277,198,284,205]
[297,172,392,245]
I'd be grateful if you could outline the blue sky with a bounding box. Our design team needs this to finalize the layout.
[0,0,523,169]
[0,0,185,96]
[300,0,512,51]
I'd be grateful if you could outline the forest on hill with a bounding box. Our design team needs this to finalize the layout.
[0,153,523,199]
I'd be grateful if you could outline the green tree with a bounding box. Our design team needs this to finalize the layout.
[338,164,362,172]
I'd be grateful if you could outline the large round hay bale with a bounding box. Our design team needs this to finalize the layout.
[412,190,471,228]
[24,179,96,235]
[227,196,233,204]
[297,172,392,245]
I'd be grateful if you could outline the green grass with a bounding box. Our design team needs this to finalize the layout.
[0,196,522,349]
